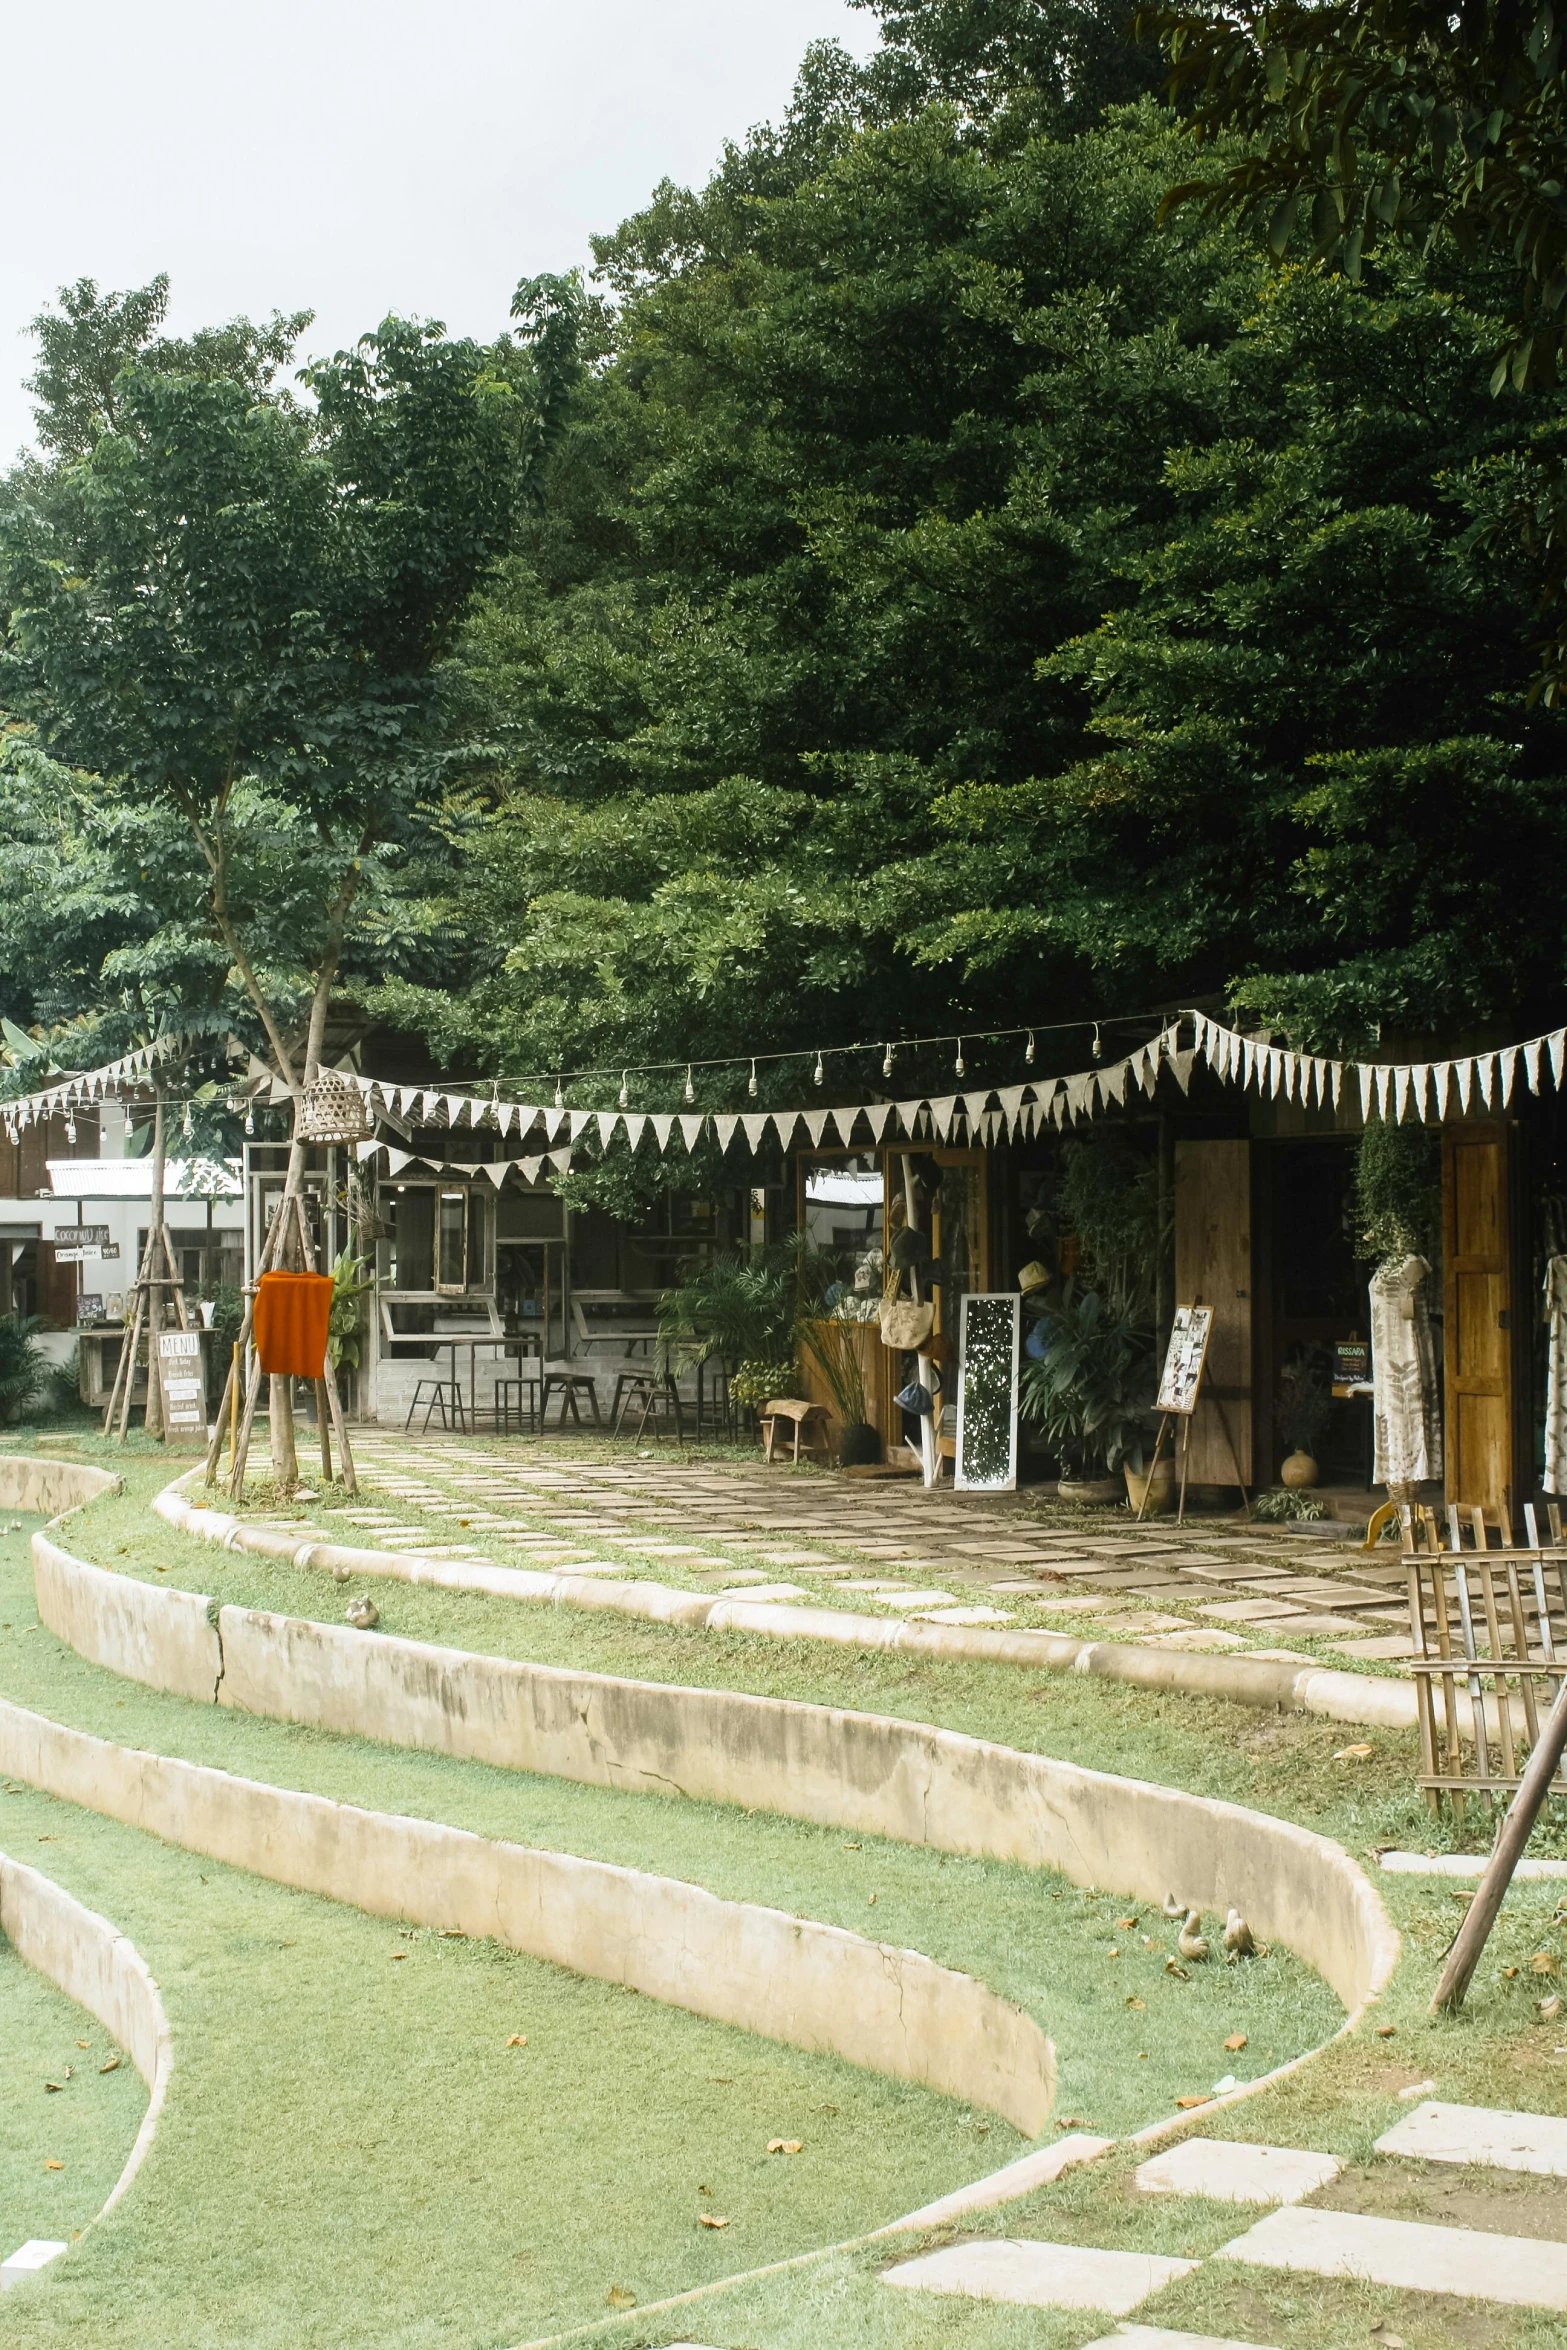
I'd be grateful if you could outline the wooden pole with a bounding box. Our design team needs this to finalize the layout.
[1137,1415,1172,1524]
[1431,1674,1567,2013]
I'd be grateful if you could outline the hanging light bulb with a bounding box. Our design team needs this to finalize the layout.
[182,1100,194,1141]
[1092,1023,1102,1062]
[813,1052,824,1088]
[1025,1030,1036,1066]
[65,1115,76,1144]
[748,1060,758,1098]
[618,1071,629,1109]
[954,1038,965,1078]
[554,1075,564,1109]
[882,1042,894,1079]
[244,1103,254,1136]
[684,1065,695,1105]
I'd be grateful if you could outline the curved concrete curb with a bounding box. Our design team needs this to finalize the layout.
[34,1530,1399,2028]
[0,1691,1055,2137]
[0,1848,171,2218]
[156,1479,1420,1734]
[0,1453,121,1521]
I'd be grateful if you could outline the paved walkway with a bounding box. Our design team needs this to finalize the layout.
[877,2096,1567,2335]
[302,1434,1415,1674]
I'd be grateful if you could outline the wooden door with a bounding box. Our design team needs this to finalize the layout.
[1443,1122,1512,1513]
[1173,1140,1253,1485]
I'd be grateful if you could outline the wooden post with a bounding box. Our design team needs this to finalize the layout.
[1431,1674,1567,2013]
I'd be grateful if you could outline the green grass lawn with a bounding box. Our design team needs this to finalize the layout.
[0,1926,146,2256]
[8,1432,1567,2350]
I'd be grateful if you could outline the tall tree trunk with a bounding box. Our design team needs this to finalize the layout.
[144,1088,167,1440]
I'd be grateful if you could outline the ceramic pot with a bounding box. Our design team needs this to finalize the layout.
[1057,1476,1123,1506]
[1280,1450,1319,1489]
[1123,1460,1176,1516]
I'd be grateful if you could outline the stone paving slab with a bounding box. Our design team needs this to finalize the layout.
[882,2239,1199,2312]
[1082,2329,1280,2350]
[1135,2137,1341,2205]
[1375,2100,1567,2176]
[1,2241,68,2290]
[1201,1599,1306,1623]
[1219,2204,1567,2309]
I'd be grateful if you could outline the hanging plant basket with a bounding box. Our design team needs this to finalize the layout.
[298,1071,371,1145]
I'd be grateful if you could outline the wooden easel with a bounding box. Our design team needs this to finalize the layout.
[1139,1301,1252,1524]
[102,1223,189,1440]
[204,1187,357,1498]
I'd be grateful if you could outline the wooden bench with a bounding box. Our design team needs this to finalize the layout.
[760,1398,831,1465]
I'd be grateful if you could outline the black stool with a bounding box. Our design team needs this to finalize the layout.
[541,1370,602,1428]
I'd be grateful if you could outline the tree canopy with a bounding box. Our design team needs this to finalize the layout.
[3,3,1566,1113]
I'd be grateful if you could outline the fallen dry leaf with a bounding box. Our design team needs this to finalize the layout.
[1532,1950,1558,1976]
[1116,1916,1137,1929]
[605,2286,636,2310]
[1165,1959,1190,1980]
[1224,2033,1248,2051]
[1175,2094,1210,2110]
[44,2081,63,2093]
[1539,1994,1563,2019]
[1126,1996,1146,2011]
[75,2040,88,2051]
[698,2213,730,2229]
[506,2035,528,2048]
[1503,1966,1520,1978]
[99,2055,120,2074]
[44,2159,62,2171]
[389,1951,406,1962]
[1108,1947,1120,1958]
[1376,2024,1397,2038]
[766,2138,803,2155]
[1334,1743,1375,1761]
[1053,2116,1088,2130]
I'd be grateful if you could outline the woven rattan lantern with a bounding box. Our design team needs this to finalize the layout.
[298,1070,372,1145]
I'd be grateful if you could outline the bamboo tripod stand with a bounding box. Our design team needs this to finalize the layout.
[204,1188,358,1498]
[102,1223,190,1439]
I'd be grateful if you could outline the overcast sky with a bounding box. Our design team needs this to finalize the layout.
[3,0,878,458]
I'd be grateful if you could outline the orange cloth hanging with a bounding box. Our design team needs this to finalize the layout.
[253,1270,334,1380]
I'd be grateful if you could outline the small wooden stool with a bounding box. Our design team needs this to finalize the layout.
[760,1398,831,1464]
[492,1375,540,1433]
[406,1377,466,1433]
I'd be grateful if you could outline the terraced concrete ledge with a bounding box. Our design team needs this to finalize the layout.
[156,1476,1421,1734]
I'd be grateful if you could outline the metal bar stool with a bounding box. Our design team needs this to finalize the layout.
[405,1376,467,1434]
[611,1369,685,1443]
[493,1375,540,1433]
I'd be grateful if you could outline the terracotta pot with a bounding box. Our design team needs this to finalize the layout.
[1057,1476,1123,1506]
[1123,1460,1177,1516]
[1280,1450,1320,1490]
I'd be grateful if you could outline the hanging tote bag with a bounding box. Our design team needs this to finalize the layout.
[253,1270,335,1380]
[879,1299,935,1351]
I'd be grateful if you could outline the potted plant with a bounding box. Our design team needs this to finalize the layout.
[1275,1350,1331,1488]
[0,1314,44,1425]
[1019,1285,1152,1504]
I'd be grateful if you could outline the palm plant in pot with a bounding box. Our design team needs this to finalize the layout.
[1275,1348,1331,1488]
[1019,1285,1153,1502]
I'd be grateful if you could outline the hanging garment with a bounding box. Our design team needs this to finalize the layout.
[253,1270,334,1380]
[1370,1255,1443,1487]
[1544,1255,1567,1494]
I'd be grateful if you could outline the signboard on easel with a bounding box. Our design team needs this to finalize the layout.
[156,1330,205,1434]
[1156,1305,1213,1415]
[1143,1302,1250,1523]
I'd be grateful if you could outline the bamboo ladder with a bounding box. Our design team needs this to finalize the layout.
[101,1222,189,1439]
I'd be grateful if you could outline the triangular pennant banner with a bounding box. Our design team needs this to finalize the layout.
[520,1156,543,1184]
[622,1113,647,1150]
[569,1109,595,1140]
[926,1095,957,1139]
[1456,1058,1474,1111]
[1500,1046,1518,1107]
[679,1113,706,1152]
[894,1100,926,1137]
[1553,1030,1567,1088]
[742,1113,771,1154]
[1526,1037,1544,1092]
[862,1102,893,1141]
[596,1110,620,1147]
[649,1114,675,1152]
[803,1109,832,1145]
[713,1114,739,1154]
[481,1160,508,1189]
